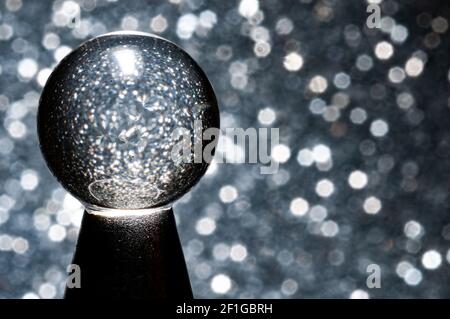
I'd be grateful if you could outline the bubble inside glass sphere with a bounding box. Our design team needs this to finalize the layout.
[38,32,220,211]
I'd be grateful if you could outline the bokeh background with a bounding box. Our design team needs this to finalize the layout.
[1,0,450,299]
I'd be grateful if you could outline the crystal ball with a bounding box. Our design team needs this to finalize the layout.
[38,32,220,211]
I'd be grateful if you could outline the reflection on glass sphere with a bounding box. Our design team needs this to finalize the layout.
[38,32,220,211]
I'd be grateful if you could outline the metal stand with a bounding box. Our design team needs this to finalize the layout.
[64,208,193,299]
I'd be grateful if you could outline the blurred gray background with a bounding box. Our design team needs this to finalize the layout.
[0,0,450,298]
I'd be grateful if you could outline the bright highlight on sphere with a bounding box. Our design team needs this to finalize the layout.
[38,32,220,211]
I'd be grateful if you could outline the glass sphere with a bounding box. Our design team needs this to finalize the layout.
[38,32,220,211]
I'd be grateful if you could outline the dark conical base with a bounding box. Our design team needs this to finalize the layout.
[64,208,193,299]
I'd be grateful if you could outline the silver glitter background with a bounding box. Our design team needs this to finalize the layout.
[1,0,450,299]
